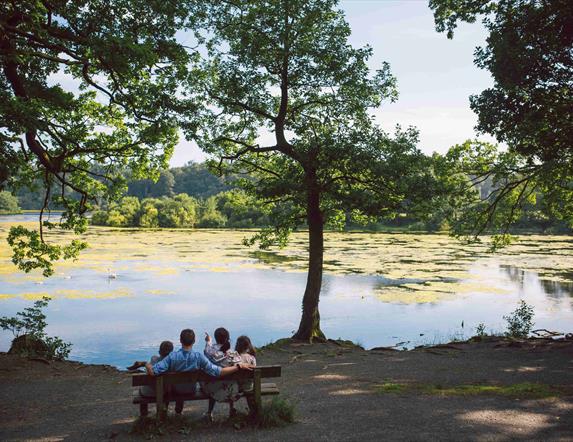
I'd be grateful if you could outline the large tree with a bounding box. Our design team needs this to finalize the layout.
[1,0,197,275]
[429,0,573,237]
[187,0,437,340]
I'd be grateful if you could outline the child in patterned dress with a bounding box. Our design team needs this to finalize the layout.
[234,335,258,416]
[202,327,241,421]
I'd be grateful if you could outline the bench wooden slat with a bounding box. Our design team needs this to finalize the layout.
[131,365,281,387]
[133,382,279,404]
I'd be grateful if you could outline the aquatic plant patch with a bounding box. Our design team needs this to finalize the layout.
[1,222,573,306]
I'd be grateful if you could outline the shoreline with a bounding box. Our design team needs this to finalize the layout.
[1,336,573,441]
[2,213,570,236]
[6,333,572,370]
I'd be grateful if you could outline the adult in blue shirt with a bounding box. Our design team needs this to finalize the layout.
[145,328,253,414]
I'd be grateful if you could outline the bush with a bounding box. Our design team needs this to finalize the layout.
[197,196,227,227]
[504,300,535,338]
[138,200,160,227]
[90,210,109,225]
[217,189,269,227]
[158,197,196,227]
[475,322,486,337]
[0,191,21,214]
[257,397,296,428]
[0,297,72,360]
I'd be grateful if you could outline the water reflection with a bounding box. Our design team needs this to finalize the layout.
[0,221,572,367]
[0,212,62,223]
[500,264,573,299]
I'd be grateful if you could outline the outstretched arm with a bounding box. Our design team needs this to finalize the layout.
[145,354,171,376]
[219,363,255,376]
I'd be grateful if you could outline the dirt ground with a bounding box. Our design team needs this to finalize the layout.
[1,338,573,441]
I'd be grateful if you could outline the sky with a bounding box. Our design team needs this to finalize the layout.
[169,0,495,167]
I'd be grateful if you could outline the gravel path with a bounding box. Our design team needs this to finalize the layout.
[1,339,572,441]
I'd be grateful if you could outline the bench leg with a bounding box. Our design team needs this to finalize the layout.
[139,403,149,417]
[175,399,183,414]
[253,369,262,417]
[155,377,167,421]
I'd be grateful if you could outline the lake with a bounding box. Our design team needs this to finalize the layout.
[1,215,572,368]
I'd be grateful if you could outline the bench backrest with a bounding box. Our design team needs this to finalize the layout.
[132,365,281,387]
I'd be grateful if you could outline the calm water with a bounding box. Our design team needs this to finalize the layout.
[1,215,572,368]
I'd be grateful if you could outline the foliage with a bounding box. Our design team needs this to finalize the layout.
[91,190,273,229]
[1,0,198,276]
[185,0,441,340]
[12,163,232,209]
[433,140,538,244]
[7,225,88,277]
[128,170,176,200]
[216,189,270,228]
[0,297,72,359]
[172,162,231,199]
[503,300,535,338]
[475,322,487,337]
[12,158,570,234]
[257,397,296,428]
[197,196,227,228]
[430,0,573,239]
[0,190,21,214]
[130,397,295,435]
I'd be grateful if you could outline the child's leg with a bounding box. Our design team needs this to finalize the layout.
[228,400,237,417]
[207,398,216,414]
[246,395,256,416]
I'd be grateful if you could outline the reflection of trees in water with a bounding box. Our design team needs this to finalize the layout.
[500,265,573,301]
[539,279,573,298]
[501,265,526,288]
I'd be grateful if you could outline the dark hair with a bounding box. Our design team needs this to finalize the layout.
[159,340,174,358]
[214,327,230,353]
[180,329,195,347]
[235,335,256,357]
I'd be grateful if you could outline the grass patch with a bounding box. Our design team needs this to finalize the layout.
[129,398,296,437]
[329,338,365,349]
[257,338,292,353]
[130,414,204,438]
[374,382,562,399]
[257,397,296,428]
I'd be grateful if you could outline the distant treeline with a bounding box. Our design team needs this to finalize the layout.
[4,162,571,233]
[10,163,229,210]
[91,190,270,229]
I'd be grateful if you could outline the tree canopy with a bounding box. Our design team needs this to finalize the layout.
[430,0,573,239]
[0,0,198,275]
[185,0,439,340]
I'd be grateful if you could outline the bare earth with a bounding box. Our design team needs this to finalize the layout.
[1,339,572,441]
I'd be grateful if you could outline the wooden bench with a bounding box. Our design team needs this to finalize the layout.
[132,365,281,419]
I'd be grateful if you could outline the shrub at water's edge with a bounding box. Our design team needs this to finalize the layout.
[90,190,271,229]
[504,300,535,338]
[0,297,72,360]
[0,191,22,215]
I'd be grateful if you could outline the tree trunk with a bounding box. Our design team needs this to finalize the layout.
[293,174,326,342]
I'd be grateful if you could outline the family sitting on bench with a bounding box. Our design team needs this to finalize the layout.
[132,327,256,420]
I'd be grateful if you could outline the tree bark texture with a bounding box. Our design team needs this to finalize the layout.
[293,172,326,341]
